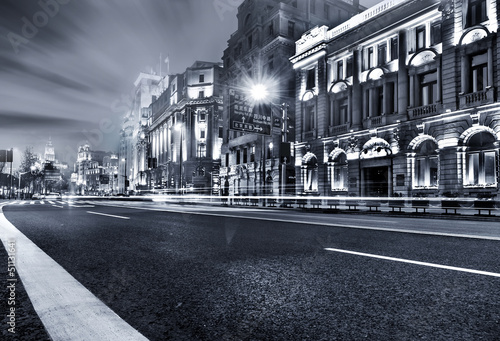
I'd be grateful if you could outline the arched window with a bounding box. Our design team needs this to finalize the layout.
[413,139,439,188]
[464,131,497,186]
[329,150,348,191]
[302,152,318,192]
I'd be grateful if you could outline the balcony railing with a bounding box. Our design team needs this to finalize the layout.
[459,88,495,108]
[408,103,440,119]
[329,124,349,136]
[363,115,386,128]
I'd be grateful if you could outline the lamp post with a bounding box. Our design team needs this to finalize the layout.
[175,119,184,194]
[18,171,30,199]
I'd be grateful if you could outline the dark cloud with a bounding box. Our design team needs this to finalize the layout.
[0,110,89,129]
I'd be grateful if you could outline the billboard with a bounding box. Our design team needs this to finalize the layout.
[229,90,271,135]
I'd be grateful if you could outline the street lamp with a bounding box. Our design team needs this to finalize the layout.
[175,121,184,194]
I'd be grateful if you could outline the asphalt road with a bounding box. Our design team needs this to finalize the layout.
[2,200,500,340]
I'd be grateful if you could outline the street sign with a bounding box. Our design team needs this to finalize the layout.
[0,149,13,162]
[229,90,271,135]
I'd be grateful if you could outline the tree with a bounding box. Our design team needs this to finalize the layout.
[17,147,39,192]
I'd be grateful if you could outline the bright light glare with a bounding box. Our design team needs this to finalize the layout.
[250,84,268,101]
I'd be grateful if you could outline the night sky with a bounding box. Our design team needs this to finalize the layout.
[0,0,378,167]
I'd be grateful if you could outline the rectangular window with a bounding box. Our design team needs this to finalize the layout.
[218,126,223,138]
[471,52,488,92]
[305,105,315,131]
[466,151,496,185]
[376,86,383,116]
[288,21,295,37]
[419,71,438,106]
[336,60,343,80]
[467,0,487,27]
[199,74,204,83]
[332,165,348,190]
[236,150,241,164]
[416,25,426,50]
[225,153,229,167]
[431,22,442,45]
[248,35,253,49]
[198,91,204,98]
[268,54,274,71]
[346,57,353,78]
[243,148,248,163]
[250,146,255,162]
[198,144,206,158]
[200,129,206,139]
[386,82,395,114]
[306,69,315,90]
[338,98,348,125]
[199,112,206,121]
[364,47,373,70]
[269,22,274,36]
[390,37,398,60]
[378,43,387,66]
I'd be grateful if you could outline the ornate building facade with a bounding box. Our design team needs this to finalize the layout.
[220,0,364,196]
[147,61,224,194]
[291,0,499,198]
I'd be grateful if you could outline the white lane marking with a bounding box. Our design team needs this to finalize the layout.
[52,205,64,208]
[93,202,500,241]
[86,211,130,220]
[48,201,55,204]
[0,206,148,340]
[20,201,26,205]
[30,201,34,205]
[324,248,500,278]
[40,200,45,205]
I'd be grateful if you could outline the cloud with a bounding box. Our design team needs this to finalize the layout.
[0,110,89,130]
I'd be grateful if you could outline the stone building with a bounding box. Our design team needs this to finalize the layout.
[291,0,499,198]
[220,0,364,196]
[147,61,224,194]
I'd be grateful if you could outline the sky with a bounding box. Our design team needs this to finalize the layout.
[0,0,379,169]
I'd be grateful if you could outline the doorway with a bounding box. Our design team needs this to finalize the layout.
[363,166,389,197]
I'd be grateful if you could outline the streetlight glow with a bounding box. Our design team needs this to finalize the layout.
[250,84,268,101]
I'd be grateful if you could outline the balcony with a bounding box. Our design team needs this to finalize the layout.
[459,87,495,109]
[328,124,349,136]
[363,115,387,129]
[408,103,441,120]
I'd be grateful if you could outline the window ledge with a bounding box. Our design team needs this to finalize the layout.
[463,183,497,189]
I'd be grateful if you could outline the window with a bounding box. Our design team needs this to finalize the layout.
[218,126,223,138]
[378,43,387,66]
[248,35,253,49]
[310,0,316,14]
[390,37,398,60]
[416,25,426,50]
[198,91,204,99]
[267,54,274,71]
[419,71,438,106]
[363,47,373,70]
[199,112,206,121]
[304,103,315,131]
[306,69,316,90]
[236,149,241,164]
[200,129,206,139]
[375,86,383,116]
[288,21,295,37]
[269,22,274,36]
[336,60,343,80]
[250,145,255,162]
[291,0,297,7]
[414,140,438,188]
[338,98,348,125]
[466,0,487,27]
[470,52,488,92]
[243,148,248,163]
[465,132,497,186]
[331,153,348,190]
[225,153,229,167]
[197,144,206,158]
[346,57,353,78]
[199,74,204,83]
[431,22,442,45]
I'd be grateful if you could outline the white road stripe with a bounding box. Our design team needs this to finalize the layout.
[52,205,64,208]
[0,206,148,340]
[20,201,26,205]
[30,201,34,205]
[87,211,130,220]
[324,248,500,278]
[40,200,45,205]
[94,202,500,241]
[48,201,55,204]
